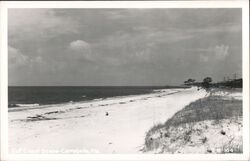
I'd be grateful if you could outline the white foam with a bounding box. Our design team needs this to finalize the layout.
[16,103,40,107]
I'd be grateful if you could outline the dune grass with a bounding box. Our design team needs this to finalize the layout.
[147,95,242,135]
[144,89,242,152]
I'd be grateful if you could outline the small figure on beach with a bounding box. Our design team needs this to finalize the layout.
[105,112,109,116]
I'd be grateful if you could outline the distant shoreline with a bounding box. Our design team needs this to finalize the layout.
[8,86,190,109]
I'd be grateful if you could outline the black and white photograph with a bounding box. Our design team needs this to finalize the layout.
[0,1,249,160]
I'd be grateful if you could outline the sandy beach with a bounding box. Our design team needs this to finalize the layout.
[9,87,207,153]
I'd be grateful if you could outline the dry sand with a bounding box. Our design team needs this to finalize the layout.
[144,89,243,154]
[9,87,207,154]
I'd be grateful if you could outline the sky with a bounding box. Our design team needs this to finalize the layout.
[8,9,242,86]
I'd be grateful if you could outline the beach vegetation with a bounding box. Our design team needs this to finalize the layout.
[144,88,242,153]
[184,79,196,85]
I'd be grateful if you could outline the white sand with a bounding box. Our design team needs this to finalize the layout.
[212,90,242,100]
[145,89,243,154]
[148,118,242,154]
[9,87,207,154]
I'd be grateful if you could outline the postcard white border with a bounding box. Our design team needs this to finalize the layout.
[0,1,249,161]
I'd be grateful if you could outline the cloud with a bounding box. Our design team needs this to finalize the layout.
[8,9,79,42]
[69,40,90,51]
[186,24,241,36]
[199,55,209,62]
[106,10,128,20]
[9,46,46,69]
[69,40,93,61]
[105,9,149,20]
[8,46,29,68]
[215,45,229,60]
[191,44,230,62]
[93,29,192,66]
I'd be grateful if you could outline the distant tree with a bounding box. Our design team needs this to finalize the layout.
[188,79,196,83]
[203,77,212,83]
[184,78,196,85]
[202,77,212,89]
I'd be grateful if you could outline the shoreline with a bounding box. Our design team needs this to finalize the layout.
[9,86,190,110]
[9,87,207,153]
[8,88,182,112]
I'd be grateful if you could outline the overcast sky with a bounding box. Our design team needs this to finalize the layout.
[8,9,242,86]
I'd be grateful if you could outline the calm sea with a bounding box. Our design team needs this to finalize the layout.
[8,86,168,108]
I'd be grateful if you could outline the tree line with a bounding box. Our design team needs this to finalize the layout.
[184,76,242,89]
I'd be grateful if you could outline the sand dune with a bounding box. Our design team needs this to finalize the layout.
[9,87,207,154]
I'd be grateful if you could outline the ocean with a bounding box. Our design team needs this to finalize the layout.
[8,86,169,108]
